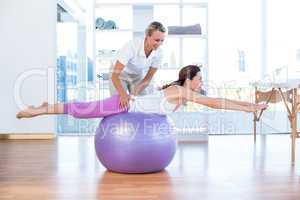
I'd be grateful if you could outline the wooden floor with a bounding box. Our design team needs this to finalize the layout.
[0,135,300,200]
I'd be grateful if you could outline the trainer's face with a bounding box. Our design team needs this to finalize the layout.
[146,31,165,50]
[191,74,203,92]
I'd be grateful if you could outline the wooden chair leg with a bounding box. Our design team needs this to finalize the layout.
[254,87,258,143]
[253,115,257,143]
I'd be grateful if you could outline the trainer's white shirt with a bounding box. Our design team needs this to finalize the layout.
[115,38,163,75]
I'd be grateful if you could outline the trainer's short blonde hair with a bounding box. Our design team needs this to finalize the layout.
[145,21,166,36]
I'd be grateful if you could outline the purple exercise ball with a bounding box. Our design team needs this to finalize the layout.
[94,112,177,174]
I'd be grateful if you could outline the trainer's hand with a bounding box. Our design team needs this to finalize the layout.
[119,92,131,110]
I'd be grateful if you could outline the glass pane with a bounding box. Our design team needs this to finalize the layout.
[162,38,180,68]
[208,0,261,84]
[154,70,178,87]
[182,38,206,66]
[96,0,180,3]
[154,38,180,86]
[57,22,78,55]
[96,32,132,85]
[95,6,132,30]
[153,5,180,27]
[96,31,132,51]
[182,6,207,35]
[267,0,300,80]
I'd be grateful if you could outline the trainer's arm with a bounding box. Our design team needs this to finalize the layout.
[133,67,158,95]
[111,61,128,97]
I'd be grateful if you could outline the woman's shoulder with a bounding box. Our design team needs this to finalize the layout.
[163,85,185,92]
[161,85,188,100]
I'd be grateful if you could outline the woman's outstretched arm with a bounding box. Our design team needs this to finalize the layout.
[177,87,267,112]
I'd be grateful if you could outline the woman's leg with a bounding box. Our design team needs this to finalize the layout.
[16,102,64,119]
[63,94,127,118]
[16,94,127,119]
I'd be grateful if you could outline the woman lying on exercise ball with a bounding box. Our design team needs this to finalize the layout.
[16,65,268,119]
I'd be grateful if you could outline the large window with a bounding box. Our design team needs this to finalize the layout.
[95,6,133,52]
[267,0,300,80]
[153,3,208,87]
[209,0,261,85]
[95,1,208,89]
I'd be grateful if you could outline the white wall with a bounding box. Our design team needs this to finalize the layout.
[0,0,56,134]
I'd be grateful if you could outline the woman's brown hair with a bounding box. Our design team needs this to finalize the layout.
[161,65,201,90]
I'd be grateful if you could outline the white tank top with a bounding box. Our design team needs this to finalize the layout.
[128,90,178,115]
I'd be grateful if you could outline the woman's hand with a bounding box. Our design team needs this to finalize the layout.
[248,103,268,112]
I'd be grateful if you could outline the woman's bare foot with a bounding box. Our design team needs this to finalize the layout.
[16,102,48,119]
[37,102,48,109]
[16,107,39,119]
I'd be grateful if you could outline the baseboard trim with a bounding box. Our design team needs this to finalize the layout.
[0,133,56,140]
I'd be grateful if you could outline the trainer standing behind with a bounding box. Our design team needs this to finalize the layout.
[109,21,166,109]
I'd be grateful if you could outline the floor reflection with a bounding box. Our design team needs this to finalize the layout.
[1,134,300,200]
[96,170,175,199]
